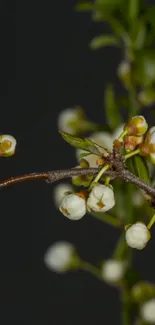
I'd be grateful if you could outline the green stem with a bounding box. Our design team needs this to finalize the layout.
[79,260,102,281]
[118,130,128,141]
[90,164,110,188]
[124,148,140,160]
[90,211,123,228]
[121,286,132,325]
[147,213,155,230]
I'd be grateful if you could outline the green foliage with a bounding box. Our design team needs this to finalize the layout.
[128,0,139,21]
[59,131,101,155]
[90,35,120,50]
[126,156,150,184]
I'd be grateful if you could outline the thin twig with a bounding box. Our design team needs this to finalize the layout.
[0,168,155,201]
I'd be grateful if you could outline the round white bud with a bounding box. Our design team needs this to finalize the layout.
[87,184,115,212]
[53,183,74,207]
[59,193,87,220]
[101,259,125,283]
[141,299,155,323]
[125,222,150,250]
[58,108,82,134]
[0,134,17,157]
[44,241,74,273]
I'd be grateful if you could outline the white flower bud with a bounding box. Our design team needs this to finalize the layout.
[125,222,150,250]
[141,299,155,323]
[58,107,83,134]
[53,183,74,207]
[44,241,74,273]
[101,259,125,283]
[87,184,115,212]
[0,134,17,157]
[59,192,87,220]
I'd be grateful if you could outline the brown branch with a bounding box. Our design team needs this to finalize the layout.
[0,168,155,202]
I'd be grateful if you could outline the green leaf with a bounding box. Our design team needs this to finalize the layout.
[130,21,146,50]
[135,50,155,86]
[75,2,94,11]
[126,156,150,184]
[104,84,122,130]
[79,152,92,159]
[128,0,139,21]
[59,131,101,155]
[90,35,120,50]
[95,0,124,11]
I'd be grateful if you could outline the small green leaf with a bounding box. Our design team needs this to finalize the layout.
[75,2,94,11]
[133,156,150,184]
[90,35,120,50]
[59,131,101,155]
[130,21,146,50]
[104,84,122,130]
[128,0,139,21]
[79,152,92,159]
[126,156,150,184]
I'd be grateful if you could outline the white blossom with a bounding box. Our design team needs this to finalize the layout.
[0,134,17,156]
[125,222,150,250]
[141,299,155,323]
[44,241,74,273]
[58,108,82,134]
[53,183,74,207]
[101,259,125,283]
[59,193,87,220]
[87,184,115,212]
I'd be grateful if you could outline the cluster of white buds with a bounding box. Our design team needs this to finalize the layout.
[121,116,148,153]
[101,259,125,284]
[140,299,155,324]
[44,241,75,273]
[0,134,17,157]
[125,222,150,250]
[59,184,115,220]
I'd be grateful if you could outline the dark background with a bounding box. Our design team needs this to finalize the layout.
[0,0,155,323]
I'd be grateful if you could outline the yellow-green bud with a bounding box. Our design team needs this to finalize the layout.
[131,282,155,303]
[124,116,148,136]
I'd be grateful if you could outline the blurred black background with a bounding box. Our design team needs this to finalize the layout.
[0,0,155,323]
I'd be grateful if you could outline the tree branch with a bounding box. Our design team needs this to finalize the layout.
[0,168,155,202]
